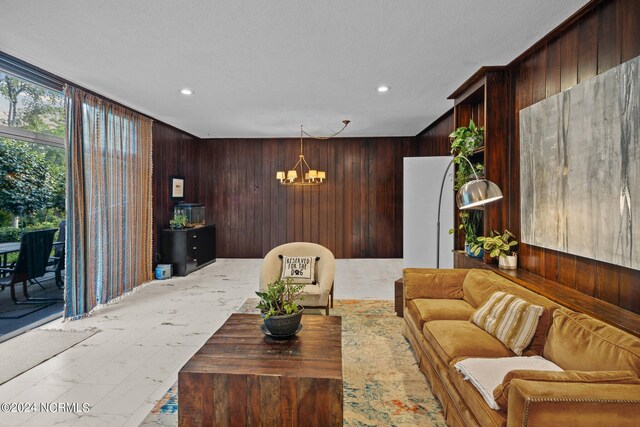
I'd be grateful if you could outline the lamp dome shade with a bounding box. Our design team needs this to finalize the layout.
[456,179,503,209]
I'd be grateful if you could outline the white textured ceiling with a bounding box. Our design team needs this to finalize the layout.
[0,0,589,138]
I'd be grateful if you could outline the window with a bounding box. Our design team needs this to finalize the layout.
[0,68,65,236]
[0,69,64,147]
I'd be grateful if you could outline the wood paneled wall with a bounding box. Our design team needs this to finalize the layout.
[149,0,638,313]
[152,128,415,260]
[151,122,200,261]
[415,0,639,314]
[198,137,414,258]
[510,0,640,313]
[415,110,454,156]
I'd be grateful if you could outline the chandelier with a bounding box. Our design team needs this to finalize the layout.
[276,120,350,186]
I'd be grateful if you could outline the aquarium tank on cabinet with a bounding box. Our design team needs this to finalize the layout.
[173,203,205,227]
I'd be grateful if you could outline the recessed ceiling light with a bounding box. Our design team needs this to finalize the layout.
[377,85,390,93]
[180,88,193,95]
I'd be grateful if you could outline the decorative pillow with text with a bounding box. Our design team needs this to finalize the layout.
[280,255,317,284]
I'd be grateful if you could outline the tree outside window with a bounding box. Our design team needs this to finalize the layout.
[0,71,65,241]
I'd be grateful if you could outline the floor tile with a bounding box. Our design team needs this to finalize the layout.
[0,258,402,426]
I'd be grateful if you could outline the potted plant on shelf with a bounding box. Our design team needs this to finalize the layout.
[471,229,518,269]
[450,210,484,259]
[169,214,188,229]
[256,278,305,337]
[449,119,485,190]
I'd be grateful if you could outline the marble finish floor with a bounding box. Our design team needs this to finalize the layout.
[0,258,401,426]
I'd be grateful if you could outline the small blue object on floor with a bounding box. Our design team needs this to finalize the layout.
[155,264,173,280]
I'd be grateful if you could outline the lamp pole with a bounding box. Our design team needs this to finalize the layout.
[436,159,454,269]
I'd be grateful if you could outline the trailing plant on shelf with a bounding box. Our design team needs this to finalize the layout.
[449,119,485,190]
[169,214,188,229]
[449,210,483,257]
[256,278,305,320]
[471,229,518,269]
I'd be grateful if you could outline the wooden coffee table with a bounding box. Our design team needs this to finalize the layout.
[178,313,343,426]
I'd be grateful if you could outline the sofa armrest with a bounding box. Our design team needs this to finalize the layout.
[507,379,640,427]
[403,268,469,301]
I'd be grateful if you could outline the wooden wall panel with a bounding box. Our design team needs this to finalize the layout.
[622,0,640,61]
[149,0,638,313]
[197,137,414,258]
[415,110,454,156]
[508,0,640,313]
[151,122,200,262]
[483,70,511,240]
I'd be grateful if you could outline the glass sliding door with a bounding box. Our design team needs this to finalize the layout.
[0,68,66,340]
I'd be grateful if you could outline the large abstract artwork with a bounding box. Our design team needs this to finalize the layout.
[520,55,639,270]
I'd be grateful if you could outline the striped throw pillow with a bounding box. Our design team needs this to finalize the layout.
[471,291,544,356]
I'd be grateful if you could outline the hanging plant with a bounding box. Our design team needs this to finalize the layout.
[449,119,484,190]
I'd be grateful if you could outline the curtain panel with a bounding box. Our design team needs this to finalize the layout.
[64,86,153,319]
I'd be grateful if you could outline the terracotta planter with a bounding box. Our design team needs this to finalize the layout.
[499,255,517,270]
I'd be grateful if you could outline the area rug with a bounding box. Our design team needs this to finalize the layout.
[141,299,446,426]
[0,328,98,384]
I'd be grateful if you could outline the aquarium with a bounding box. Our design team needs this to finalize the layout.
[173,203,205,227]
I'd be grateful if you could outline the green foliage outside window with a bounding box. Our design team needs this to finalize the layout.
[0,71,66,240]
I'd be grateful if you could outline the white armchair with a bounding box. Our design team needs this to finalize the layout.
[259,242,335,315]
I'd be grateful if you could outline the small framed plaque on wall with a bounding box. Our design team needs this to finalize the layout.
[170,176,185,201]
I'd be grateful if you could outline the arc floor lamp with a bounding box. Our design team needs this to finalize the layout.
[436,155,503,268]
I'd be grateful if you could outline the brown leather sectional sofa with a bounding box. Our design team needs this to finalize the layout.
[403,268,640,427]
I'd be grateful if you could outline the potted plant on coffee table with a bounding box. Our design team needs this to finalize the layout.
[471,229,518,269]
[256,278,305,337]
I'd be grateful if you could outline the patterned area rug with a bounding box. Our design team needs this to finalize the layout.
[141,299,445,426]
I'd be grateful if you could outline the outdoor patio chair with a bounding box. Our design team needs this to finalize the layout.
[0,228,62,304]
[47,220,66,289]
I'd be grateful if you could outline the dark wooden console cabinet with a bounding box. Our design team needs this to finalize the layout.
[161,225,216,276]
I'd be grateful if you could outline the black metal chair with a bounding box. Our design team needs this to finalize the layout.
[47,220,66,289]
[0,228,62,304]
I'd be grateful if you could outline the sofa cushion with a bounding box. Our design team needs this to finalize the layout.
[407,299,475,330]
[493,369,640,409]
[462,269,503,308]
[404,269,466,301]
[543,308,640,375]
[471,292,544,356]
[423,320,514,366]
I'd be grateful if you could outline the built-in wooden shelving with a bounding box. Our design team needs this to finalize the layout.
[453,251,640,338]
